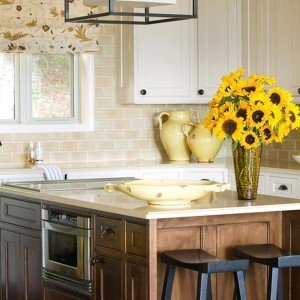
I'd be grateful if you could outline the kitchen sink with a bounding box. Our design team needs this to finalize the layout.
[2,177,137,192]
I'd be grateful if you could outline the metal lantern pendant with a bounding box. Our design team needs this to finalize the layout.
[64,0,197,25]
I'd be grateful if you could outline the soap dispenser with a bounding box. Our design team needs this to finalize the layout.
[27,142,35,164]
[35,142,43,164]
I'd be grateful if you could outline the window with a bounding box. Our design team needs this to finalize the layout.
[0,53,94,132]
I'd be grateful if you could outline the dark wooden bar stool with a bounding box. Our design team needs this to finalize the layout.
[160,249,249,300]
[233,244,300,300]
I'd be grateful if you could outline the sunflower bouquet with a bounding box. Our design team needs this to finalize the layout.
[204,68,300,150]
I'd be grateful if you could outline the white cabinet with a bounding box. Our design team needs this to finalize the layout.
[183,167,227,182]
[66,169,140,180]
[270,0,300,101]
[116,0,197,104]
[116,0,242,104]
[141,169,181,180]
[197,0,242,103]
[242,0,300,102]
[267,175,298,199]
[229,168,299,199]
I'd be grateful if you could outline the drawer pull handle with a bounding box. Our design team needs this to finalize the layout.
[91,256,105,265]
[278,185,288,191]
[102,227,116,237]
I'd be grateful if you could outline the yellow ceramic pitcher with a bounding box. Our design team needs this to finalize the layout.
[182,123,222,162]
[158,111,199,161]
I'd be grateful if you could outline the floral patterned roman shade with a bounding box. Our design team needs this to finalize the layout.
[0,0,100,53]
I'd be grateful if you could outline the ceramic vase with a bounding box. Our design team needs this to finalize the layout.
[183,123,222,162]
[232,143,262,200]
[158,111,199,161]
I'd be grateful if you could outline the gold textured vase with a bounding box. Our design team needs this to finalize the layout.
[232,143,262,200]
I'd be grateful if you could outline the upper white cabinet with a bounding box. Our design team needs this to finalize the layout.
[116,0,242,104]
[242,0,300,102]
[197,0,242,103]
[116,0,197,104]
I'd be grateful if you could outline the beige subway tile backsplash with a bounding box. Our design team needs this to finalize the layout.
[1,29,299,168]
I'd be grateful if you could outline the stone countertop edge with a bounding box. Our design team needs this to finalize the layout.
[1,186,300,220]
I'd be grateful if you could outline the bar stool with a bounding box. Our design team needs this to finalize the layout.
[160,249,249,300]
[233,244,300,300]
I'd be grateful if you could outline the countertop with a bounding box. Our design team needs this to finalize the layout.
[1,184,300,220]
[2,157,300,176]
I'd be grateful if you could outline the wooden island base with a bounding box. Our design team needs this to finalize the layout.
[147,211,300,300]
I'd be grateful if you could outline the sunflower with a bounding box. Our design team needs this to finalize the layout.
[235,100,249,122]
[267,87,291,108]
[274,122,291,142]
[204,68,300,149]
[268,104,283,128]
[247,102,271,128]
[284,103,300,129]
[239,130,260,149]
[204,106,219,129]
[261,125,275,144]
[214,111,244,141]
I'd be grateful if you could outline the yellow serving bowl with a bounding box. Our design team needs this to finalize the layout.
[104,180,230,205]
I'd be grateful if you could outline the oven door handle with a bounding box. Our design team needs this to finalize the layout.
[42,220,91,237]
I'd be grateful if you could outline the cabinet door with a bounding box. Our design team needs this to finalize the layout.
[269,0,300,100]
[1,230,42,300]
[126,262,148,300]
[117,0,197,104]
[94,256,123,300]
[197,0,242,102]
[1,230,20,300]
[20,234,42,300]
[243,0,300,101]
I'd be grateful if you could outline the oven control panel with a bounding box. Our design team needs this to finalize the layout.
[42,208,91,229]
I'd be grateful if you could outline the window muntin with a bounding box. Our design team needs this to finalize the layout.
[0,53,93,132]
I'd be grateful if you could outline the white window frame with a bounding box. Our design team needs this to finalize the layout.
[0,53,94,133]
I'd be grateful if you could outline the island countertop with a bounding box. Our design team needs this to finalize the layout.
[1,184,300,219]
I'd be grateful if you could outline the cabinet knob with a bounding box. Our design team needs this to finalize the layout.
[298,88,300,95]
[91,256,105,265]
[102,227,116,237]
[278,185,288,190]
[198,89,205,95]
[140,89,147,95]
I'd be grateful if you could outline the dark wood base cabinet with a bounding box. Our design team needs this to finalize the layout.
[1,230,41,300]
[0,196,42,300]
[43,281,92,300]
[93,214,148,300]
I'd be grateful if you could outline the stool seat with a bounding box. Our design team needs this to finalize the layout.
[161,249,249,273]
[233,244,300,268]
[161,249,249,300]
[233,244,300,300]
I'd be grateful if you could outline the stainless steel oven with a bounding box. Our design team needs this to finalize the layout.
[42,206,92,293]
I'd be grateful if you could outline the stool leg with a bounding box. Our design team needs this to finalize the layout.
[267,267,279,300]
[197,272,211,300]
[277,268,283,300]
[233,271,247,300]
[161,264,176,300]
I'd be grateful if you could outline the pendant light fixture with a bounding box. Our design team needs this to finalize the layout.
[64,0,197,25]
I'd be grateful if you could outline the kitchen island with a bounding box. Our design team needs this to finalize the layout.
[0,182,300,300]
